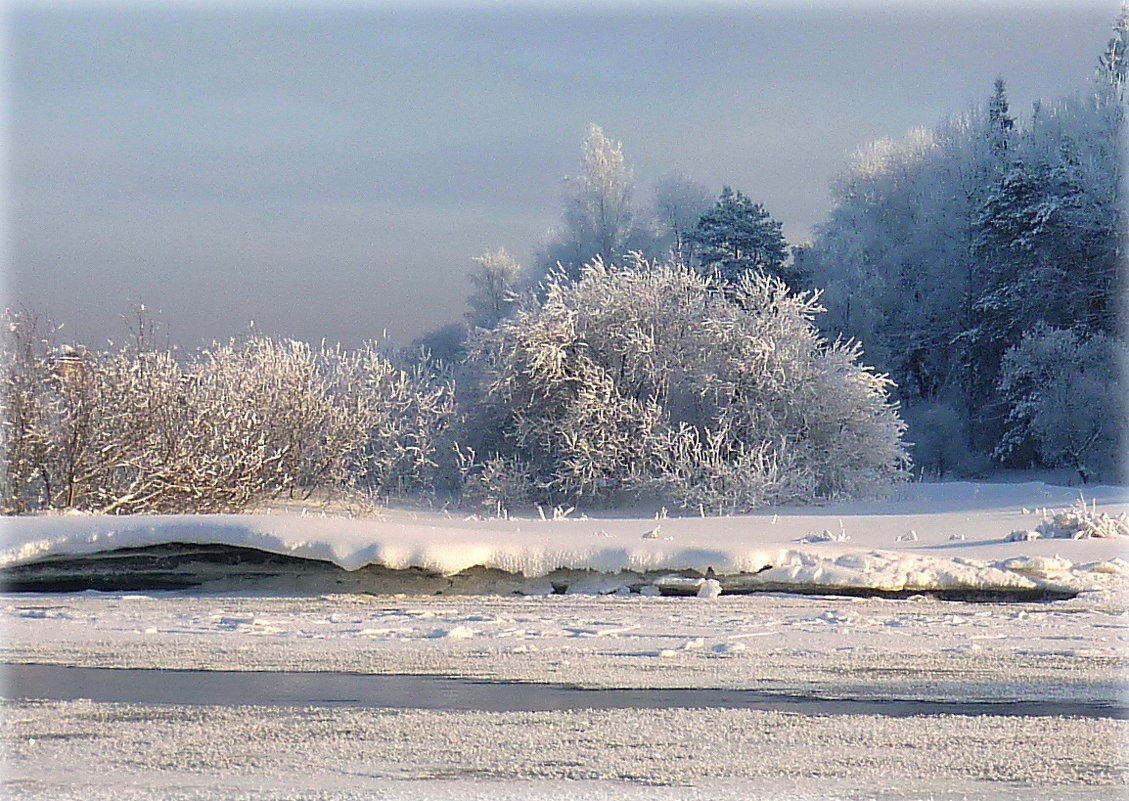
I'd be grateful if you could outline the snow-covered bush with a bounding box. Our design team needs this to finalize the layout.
[995,325,1125,482]
[461,256,909,511]
[327,345,455,499]
[0,311,455,514]
[1,308,68,513]
[453,450,533,514]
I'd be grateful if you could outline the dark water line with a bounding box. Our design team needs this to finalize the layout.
[2,664,1124,720]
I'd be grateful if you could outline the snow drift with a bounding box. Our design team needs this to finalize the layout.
[1,481,1125,599]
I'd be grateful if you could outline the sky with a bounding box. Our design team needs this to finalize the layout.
[5,1,1121,350]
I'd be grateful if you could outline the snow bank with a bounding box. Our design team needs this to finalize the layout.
[1,482,1125,597]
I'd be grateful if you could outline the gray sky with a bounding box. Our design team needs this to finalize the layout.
[6,1,1121,349]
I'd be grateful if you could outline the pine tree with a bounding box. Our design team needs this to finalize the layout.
[687,187,789,286]
[987,76,1015,157]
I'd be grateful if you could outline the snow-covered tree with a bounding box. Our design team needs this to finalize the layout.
[466,248,525,329]
[995,325,1125,482]
[987,76,1016,157]
[687,187,789,286]
[804,119,999,414]
[461,256,908,511]
[651,173,713,265]
[805,53,1123,475]
[537,125,645,280]
[966,87,1124,445]
[1099,3,1129,101]
[1,308,64,513]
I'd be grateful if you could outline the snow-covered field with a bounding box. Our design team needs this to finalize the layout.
[2,480,1127,799]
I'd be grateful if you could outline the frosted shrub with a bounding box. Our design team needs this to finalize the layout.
[0,311,455,514]
[455,452,533,514]
[462,256,909,510]
[329,345,455,498]
[648,426,816,514]
[1,309,75,512]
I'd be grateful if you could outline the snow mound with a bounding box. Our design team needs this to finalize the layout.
[756,548,1052,594]
[1081,557,1129,576]
[997,555,1074,579]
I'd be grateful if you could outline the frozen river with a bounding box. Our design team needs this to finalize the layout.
[5,663,1126,719]
[2,590,1126,800]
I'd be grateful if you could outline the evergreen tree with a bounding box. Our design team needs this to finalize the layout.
[687,187,789,286]
[986,76,1015,157]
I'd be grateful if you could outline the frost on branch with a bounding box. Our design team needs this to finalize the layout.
[461,256,909,512]
[0,309,454,514]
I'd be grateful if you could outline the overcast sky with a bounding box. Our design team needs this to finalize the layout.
[6,1,1121,349]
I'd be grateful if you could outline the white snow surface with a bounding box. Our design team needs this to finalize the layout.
[2,481,1127,597]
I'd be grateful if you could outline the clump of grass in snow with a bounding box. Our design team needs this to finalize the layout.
[1036,497,1129,539]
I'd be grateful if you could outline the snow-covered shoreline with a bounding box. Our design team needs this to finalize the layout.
[2,481,1126,599]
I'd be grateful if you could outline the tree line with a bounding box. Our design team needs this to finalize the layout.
[802,10,1125,482]
[459,7,1126,484]
[1,258,908,516]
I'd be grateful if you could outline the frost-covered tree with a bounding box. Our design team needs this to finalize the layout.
[460,256,908,511]
[537,125,642,281]
[995,325,1125,482]
[1,308,63,513]
[1099,3,1129,101]
[651,173,713,265]
[987,76,1016,157]
[805,54,1123,475]
[965,86,1124,447]
[466,248,525,329]
[687,187,789,286]
[804,118,1002,417]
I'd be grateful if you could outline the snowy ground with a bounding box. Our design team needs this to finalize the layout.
[4,700,1124,801]
[1,481,1127,799]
